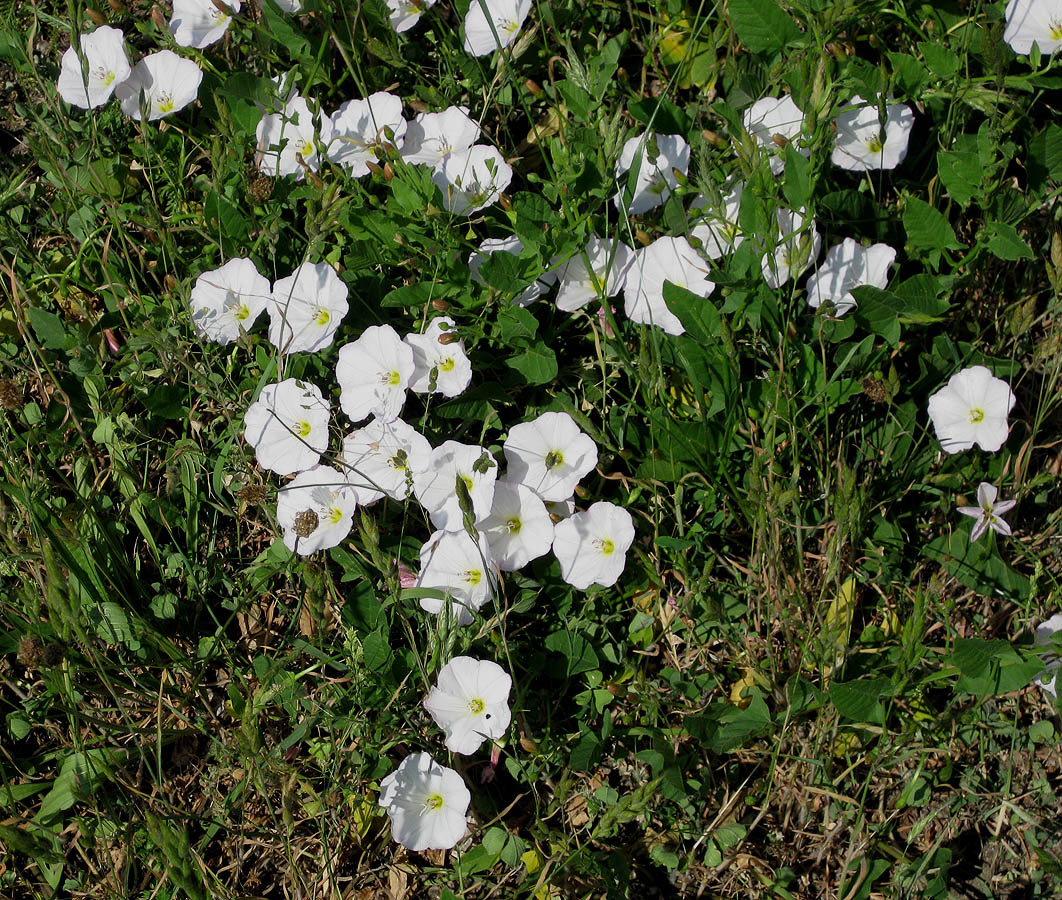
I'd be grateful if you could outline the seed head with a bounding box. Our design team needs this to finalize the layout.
[237,484,268,505]
[293,509,319,538]
[0,379,23,411]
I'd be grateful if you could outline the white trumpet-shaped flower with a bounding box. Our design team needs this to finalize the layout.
[806,238,896,317]
[481,481,555,570]
[614,132,690,215]
[1034,614,1062,699]
[624,236,715,335]
[956,482,1016,542]
[57,26,131,110]
[413,441,498,531]
[432,145,513,215]
[927,366,1016,454]
[269,262,349,355]
[379,753,470,851]
[385,0,438,32]
[276,464,358,555]
[326,92,407,176]
[402,106,480,168]
[463,0,532,56]
[189,257,272,344]
[831,95,914,171]
[341,416,432,504]
[552,501,635,590]
[417,529,494,625]
[115,50,203,121]
[404,317,473,397]
[170,0,240,49]
[1004,0,1062,55]
[503,411,597,503]
[690,181,745,260]
[554,236,634,312]
[423,656,512,754]
[336,325,416,423]
[761,207,821,289]
[743,95,808,175]
[256,96,330,178]
[243,378,330,476]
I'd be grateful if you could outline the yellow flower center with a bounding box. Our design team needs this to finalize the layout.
[297,420,312,438]
[328,506,344,525]
[969,408,985,424]
[386,369,401,386]
[102,70,115,86]
[157,96,175,114]
[464,568,482,586]
[440,357,456,373]
[866,135,884,154]
[506,516,522,534]
[1051,21,1062,40]
[298,139,315,158]
[544,450,564,469]
[235,304,250,321]
[468,697,485,714]
[389,450,408,470]
[315,309,330,326]
[596,538,615,555]
[425,794,444,810]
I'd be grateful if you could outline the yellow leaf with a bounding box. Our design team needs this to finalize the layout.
[821,577,857,679]
[522,849,541,875]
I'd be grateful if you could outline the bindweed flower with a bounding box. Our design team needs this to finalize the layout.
[503,411,597,503]
[269,262,349,354]
[463,0,532,56]
[927,366,1016,454]
[386,0,438,32]
[481,481,554,570]
[402,106,480,168]
[552,501,635,589]
[806,238,896,317]
[404,317,473,398]
[742,95,808,174]
[170,0,240,48]
[690,181,745,260]
[413,441,498,531]
[336,325,415,423]
[1034,614,1062,698]
[115,50,202,121]
[189,257,271,344]
[276,465,358,554]
[956,482,1016,542]
[417,529,494,625]
[57,26,131,109]
[469,236,557,307]
[326,92,407,176]
[379,753,470,851]
[272,0,302,9]
[831,95,914,171]
[256,96,329,179]
[243,378,330,475]
[624,236,715,336]
[423,656,512,754]
[554,236,634,313]
[432,145,513,216]
[760,207,821,289]
[342,416,431,504]
[1004,0,1062,55]
[614,132,690,215]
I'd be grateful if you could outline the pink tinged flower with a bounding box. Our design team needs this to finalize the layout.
[189,257,271,344]
[614,132,690,215]
[402,106,481,168]
[397,560,418,588]
[927,365,1016,454]
[624,235,715,336]
[170,0,240,49]
[378,753,470,851]
[554,236,634,312]
[115,50,203,121]
[503,411,598,503]
[335,325,415,424]
[481,481,554,571]
[404,317,473,398]
[57,26,131,109]
[742,95,808,175]
[831,95,914,171]
[423,656,512,755]
[552,501,635,590]
[269,262,349,355]
[417,529,494,625]
[243,378,330,476]
[256,96,329,179]
[276,465,358,555]
[956,482,1016,542]
[326,92,407,176]
[341,416,431,504]
[806,238,896,318]
[468,236,557,308]
[432,145,513,216]
[463,0,532,56]
[690,181,745,260]
[761,207,821,289]
[1034,614,1062,698]
[414,441,498,531]
[1005,0,1062,55]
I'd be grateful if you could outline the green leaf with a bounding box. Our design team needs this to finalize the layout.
[829,677,891,724]
[27,307,76,351]
[710,693,772,752]
[984,221,1034,261]
[37,750,117,824]
[727,0,802,56]
[1027,123,1062,190]
[492,304,539,344]
[628,96,693,135]
[924,529,1032,602]
[361,630,392,673]
[568,730,602,771]
[506,342,557,384]
[545,630,600,676]
[919,41,960,78]
[661,281,721,343]
[783,142,812,209]
[381,281,457,308]
[937,144,981,208]
[903,198,964,253]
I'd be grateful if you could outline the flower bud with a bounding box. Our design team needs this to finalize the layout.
[151,4,166,29]
[86,8,106,25]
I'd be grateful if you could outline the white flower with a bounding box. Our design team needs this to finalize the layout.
[405,317,473,398]
[1034,614,1062,698]
[336,325,415,423]
[956,482,1016,542]
[690,181,745,260]
[554,236,634,313]
[481,481,554,571]
[503,411,597,503]
[1004,0,1062,55]
[379,753,470,851]
[806,238,896,317]
[927,366,1016,454]
[463,0,532,56]
[402,106,480,168]
[552,501,635,590]
[189,258,271,344]
[57,26,131,110]
[624,236,715,335]
[170,0,240,49]
[831,95,915,171]
[742,95,808,175]
[269,262,349,354]
[413,441,498,531]
[386,0,438,32]
[243,378,330,475]
[272,0,301,9]
[326,92,407,176]
[469,236,557,307]
[424,656,512,754]
[115,50,202,121]
[432,145,513,216]
[760,207,821,289]
[256,96,329,179]
[341,416,431,504]
[614,132,690,215]
[276,464,358,555]
[417,529,494,625]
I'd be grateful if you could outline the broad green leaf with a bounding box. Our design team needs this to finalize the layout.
[727,0,802,56]
[984,221,1034,261]
[903,198,964,253]
[661,281,721,343]
[506,342,557,384]
[27,308,75,351]
[829,677,891,724]
[545,630,600,676]
[783,142,812,209]
[923,529,1032,602]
